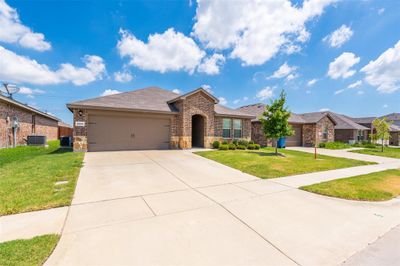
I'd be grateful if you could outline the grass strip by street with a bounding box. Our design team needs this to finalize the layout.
[0,234,60,266]
[300,169,400,201]
[0,140,84,216]
[195,147,374,179]
[351,146,400,159]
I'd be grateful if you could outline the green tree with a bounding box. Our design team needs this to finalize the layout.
[370,118,392,152]
[260,90,293,155]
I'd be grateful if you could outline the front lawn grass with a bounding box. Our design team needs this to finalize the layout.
[351,146,400,159]
[300,169,400,201]
[0,234,60,266]
[319,141,351,150]
[195,147,374,179]
[0,141,84,215]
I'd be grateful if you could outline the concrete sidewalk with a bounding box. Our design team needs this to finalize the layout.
[0,207,68,243]
[343,224,400,266]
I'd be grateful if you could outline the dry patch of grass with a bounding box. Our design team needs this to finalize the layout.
[301,169,400,201]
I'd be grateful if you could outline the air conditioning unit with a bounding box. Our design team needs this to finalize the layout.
[60,136,72,147]
[27,135,47,146]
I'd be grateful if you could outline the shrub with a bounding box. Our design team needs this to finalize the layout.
[323,141,350,149]
[364,143,376,149]
[254,144,261,150]
[232,139,238,145]
[247,144,256,150]
[219,144,229,150]
[238,139,249,147]
[318,142,326,148]
[212,141,220,149]
[237,144,246,150]
[228,143,236,150]
[222,140,228,145]
[249,141,255,145]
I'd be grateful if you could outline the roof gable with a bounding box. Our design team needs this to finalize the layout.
[167,87,219,104]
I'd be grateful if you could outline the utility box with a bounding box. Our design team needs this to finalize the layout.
[60,136,72,147]
[27,135,47,146]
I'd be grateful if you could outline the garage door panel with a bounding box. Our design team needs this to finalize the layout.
[286,125,302,146]
[88,114,170,152]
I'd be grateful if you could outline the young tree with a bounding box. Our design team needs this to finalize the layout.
[370,118,392,152]
[259,90,293,155]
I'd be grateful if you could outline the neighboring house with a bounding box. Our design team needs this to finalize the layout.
[328,113,369,143]
[67,87,254,152]
[238,104,336,147]
[351,113,400,146]
[0,94,59,148]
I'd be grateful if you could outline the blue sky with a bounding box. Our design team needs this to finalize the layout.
[0,0,399,124]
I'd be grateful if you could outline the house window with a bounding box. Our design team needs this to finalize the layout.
[322,126,328,140]
[32,114,36,134]
[357,130,364,141]
[222,118,231,138]
[233,119,242,139]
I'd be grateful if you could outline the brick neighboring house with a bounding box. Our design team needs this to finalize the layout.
[0,94,59,148]
[238,104,336,147]
[67,87,254,152]
[352,113,400,146]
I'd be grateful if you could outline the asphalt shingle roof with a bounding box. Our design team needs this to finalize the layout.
[68,87,253,118]
[238,104,372,130]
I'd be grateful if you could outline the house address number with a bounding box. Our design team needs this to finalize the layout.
[75,121,85,127]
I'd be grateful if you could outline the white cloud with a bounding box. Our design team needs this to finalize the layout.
[327,52,360,79]
[269,63,297,79]
[192,0,336,66]
[201,84,213,94]
[232,96,249,105]
[334,89,345,95]
[378,8,385,15]
[0,46,106,85]
[307,78,317,86]
[57,55,106,86]
[172,89,181,94]
[347,80,362,89]
[361,40,400,93]
[256,87,274,101]
[114,70,133,82]
[101,89,121,96]
[383,104,388,108]
[323,25,353,48]
[286,73,298,81]
[18,86,45,98]
[319,108,330,112]
[117,28,205,74]
[197,53,225,75]
[357,90,364,95]
[218,97,227,105]
[0,0,51,51]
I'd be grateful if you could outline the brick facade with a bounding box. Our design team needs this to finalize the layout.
[0,100,58,148]
[302,116,335,146]
[250,116,335,147]
[71,90,252,151]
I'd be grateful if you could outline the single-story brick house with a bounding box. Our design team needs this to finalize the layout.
[351,113,400,146]
[67,87,254,152]
[0,94,59,148]
[238,104,337,147]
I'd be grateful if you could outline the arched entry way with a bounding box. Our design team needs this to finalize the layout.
[192,114,205,148]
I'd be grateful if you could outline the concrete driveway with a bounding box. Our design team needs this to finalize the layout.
[46,150,400,266]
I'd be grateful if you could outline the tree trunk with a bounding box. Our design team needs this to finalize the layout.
[275,139,278,155]
[382,138,384,152]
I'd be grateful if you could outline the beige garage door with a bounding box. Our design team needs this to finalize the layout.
[88,113,171,152]
[286,125,302,146]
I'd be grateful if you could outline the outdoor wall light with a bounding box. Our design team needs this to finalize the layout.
[78,110,83,117]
